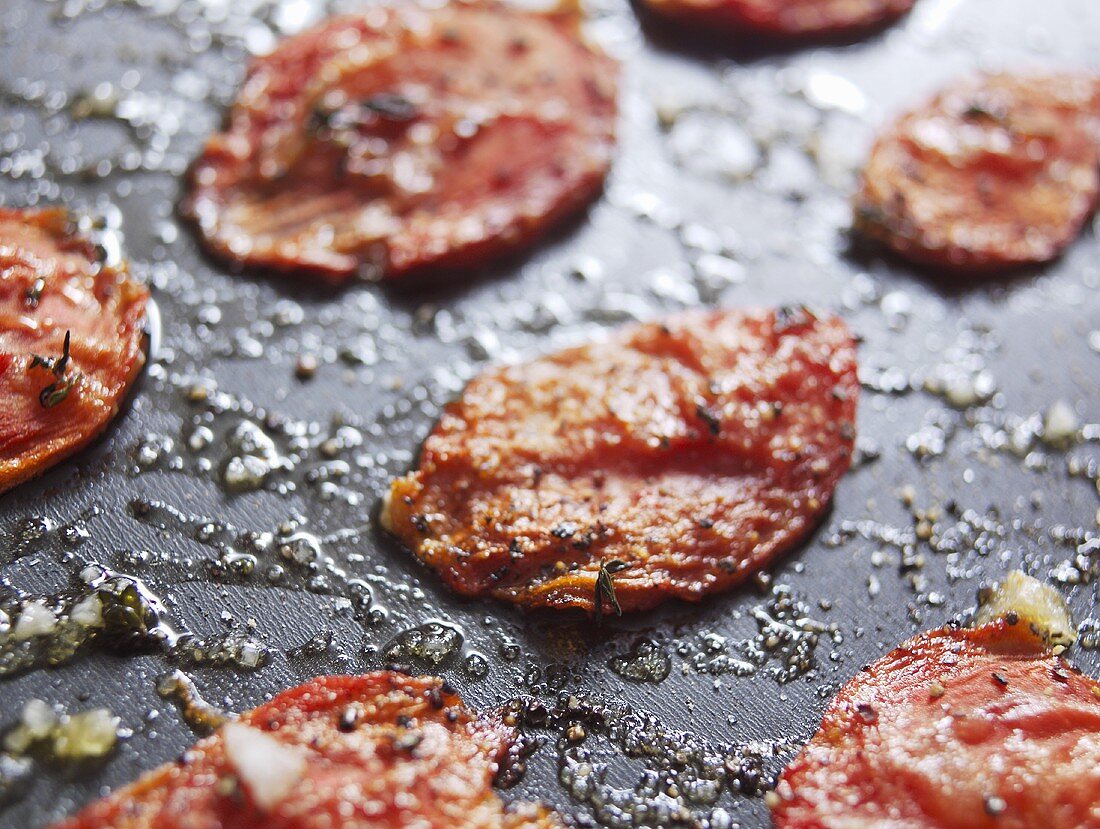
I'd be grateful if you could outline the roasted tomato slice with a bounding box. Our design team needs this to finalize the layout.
[854,73,1100,272]
[383,308,859,615]
[0,207,148,495]
[52,672,558,829]
[182,3,617,284]
[772,620,1100,829]
[641,0,914,39]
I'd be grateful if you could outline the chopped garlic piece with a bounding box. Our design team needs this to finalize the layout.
[223,722,307,811]
[1043,400,1079,446]
[3,699,56,755]
[378,488,394,532]
[12,602,58,640]
[21,699,58,739]
[976,570,1076,647]
[53,709,121,760]
[3,700,121,761]
[69,594,103,628]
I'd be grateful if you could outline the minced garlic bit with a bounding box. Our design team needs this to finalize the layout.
[222,722,307,811]
[1042,400,1079,447]
[4,699,121,761]
[928,680,946,699]
[12,602,59,640]
[975,570,1076,647]
[53,709,122,760]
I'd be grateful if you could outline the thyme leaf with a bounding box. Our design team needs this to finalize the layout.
[54,329,72,377]
[28,353,54,372]
[40,374,79,408]
[963,102,1005,123]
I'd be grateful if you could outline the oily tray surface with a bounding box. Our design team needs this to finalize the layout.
[0,0,1098,826]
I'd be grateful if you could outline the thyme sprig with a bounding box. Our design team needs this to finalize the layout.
[594,560,629,624]
[29,330,80,408]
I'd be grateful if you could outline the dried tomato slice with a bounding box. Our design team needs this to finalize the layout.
[182,3,617,284]
[383,308,859,615]
[855,73,1100,272]
[0,207,148,495]
[641,0,914,39]
[772,621,1100,829]
[52,672,558,829]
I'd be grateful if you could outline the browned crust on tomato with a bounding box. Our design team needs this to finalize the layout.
[383,308,859,615]
[0,207,149,495]
[854,73,1100,272]
[182,2,617,284]
[773,621,1100,829]
[52,672,559,829]
[641,0,914,39]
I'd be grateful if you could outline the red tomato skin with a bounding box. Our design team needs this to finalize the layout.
[182,3,617,284]
[384,308,859,614]
[0,207,148,494]
[641,0,915,39]
[773,621,1100,829]
[854,73,1100,273]
[52,673,559,829]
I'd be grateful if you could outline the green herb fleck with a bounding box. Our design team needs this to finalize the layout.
[695,403,721,436]
[361,93,418,122]
[24,278,45,309]
[775,305,817,331]
[963,102,1001,121]
[310,93,418,134]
